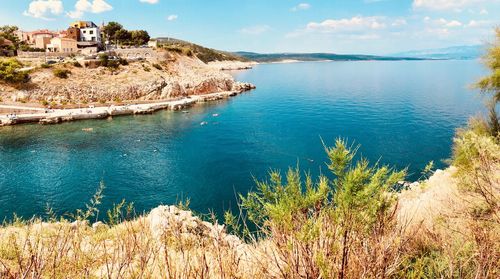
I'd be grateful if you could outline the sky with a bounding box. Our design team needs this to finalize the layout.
[1,0,499,54]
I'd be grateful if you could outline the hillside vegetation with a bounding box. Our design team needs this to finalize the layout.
[235,51,424,63]
[156,37,248,63]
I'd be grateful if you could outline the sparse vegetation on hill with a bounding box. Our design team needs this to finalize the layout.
[157,37,247,63]
[0,58,29,83]
[52,68,71,79]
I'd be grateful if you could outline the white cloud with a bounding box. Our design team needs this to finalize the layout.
[285,16,413,39]
[306,16,387,33]
[167,14,178,21]
[291,3,311,12]
[479,8,488,15]
[445,20,462,27]
[424,17,463,28]
[67,0,113,19]
[23,0,63,20]
[466,19,493,28]
[239,25,271,35]
[412,0,492,11]
[139,0,159,3]
[392,19,408,27]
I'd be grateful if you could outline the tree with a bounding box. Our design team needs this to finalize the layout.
[476,28,500,137]
[130,30,150,46]
[477,28,500,101]
[0,25,20,48]
[102,22,123,43]
[115,29,131,45]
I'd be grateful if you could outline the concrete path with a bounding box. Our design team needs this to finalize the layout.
[0,105,46,111]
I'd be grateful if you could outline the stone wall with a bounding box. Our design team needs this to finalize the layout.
[114,48,159,61]
[18,51,74,59]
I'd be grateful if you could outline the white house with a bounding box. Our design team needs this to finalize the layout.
[80,26,101,44]
[71,21,101,44]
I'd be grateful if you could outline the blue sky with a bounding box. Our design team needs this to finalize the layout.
[1,0,499,54]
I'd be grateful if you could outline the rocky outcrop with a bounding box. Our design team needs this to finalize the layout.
[0,56,255,105]
[148,205,243,248]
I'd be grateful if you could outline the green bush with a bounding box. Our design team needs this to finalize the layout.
[72,61,82,68]
[119,58,128,66]
[98,54,122,69]
[152,63,162,70]
[41,63,52,69]
[224,139,407,277]
[98,54,110,67]
[53,68,71,79]
[0,58,29,83]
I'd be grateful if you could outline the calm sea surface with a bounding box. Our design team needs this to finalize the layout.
[0,60,487,219]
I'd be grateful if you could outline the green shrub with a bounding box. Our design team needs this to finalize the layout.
[107,60,120,69]
[152,63,162,70]
[41,63,52,69]
[98,54,110,67]
[40,100,48,106]
[72,61,82,68]
[53,68,71,79]
[119,58,128,66]
[226,139,407,277]
[0,58,29,83]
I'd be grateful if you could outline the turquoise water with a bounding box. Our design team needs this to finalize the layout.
[0,60,487,220]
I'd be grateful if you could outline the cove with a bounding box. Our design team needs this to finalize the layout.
[0,60,486,220]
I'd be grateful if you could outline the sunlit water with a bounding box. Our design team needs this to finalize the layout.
[0,60,487,220]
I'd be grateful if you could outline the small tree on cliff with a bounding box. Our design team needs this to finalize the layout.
[476,28,500,137]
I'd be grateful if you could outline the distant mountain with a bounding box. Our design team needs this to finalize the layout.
[234,52,423,63]
[390,45,484,60]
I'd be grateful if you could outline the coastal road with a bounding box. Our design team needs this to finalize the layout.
[0,105,46,111]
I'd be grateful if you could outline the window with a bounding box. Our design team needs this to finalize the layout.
[89,30,94,35]
[83,30,86,34]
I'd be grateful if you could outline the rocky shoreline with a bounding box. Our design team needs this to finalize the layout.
[0,83,255,127]
[0,55,257,127]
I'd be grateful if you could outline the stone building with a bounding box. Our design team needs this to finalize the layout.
[66,27,81,42]
[46,37,78,53]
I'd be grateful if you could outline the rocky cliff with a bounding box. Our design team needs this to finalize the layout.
[0,55,255,105]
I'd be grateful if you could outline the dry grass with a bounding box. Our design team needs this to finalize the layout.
[0,132,498,278]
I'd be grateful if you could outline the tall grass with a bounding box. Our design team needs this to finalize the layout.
[0,134,498,278]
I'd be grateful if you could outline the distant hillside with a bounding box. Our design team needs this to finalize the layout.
[155,37,247,63]
[390,45,484,60]
[234,52,423,63]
